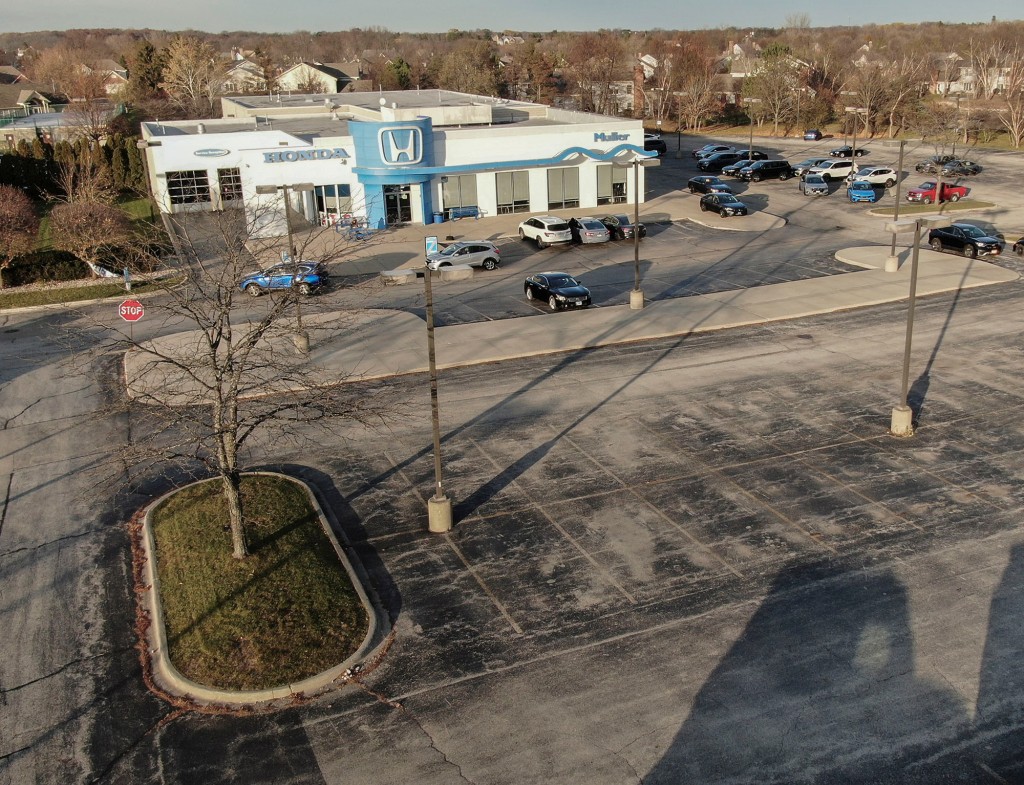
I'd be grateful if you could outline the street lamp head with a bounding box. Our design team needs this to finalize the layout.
[886,215,954,233]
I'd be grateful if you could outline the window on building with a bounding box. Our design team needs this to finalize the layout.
[314,184,352,220]
[597,165,627,205]
[442,174,478,217]
[166,170,211,204]
[217,168,242,202]
[547,168,580,210]
[496,171,530,214]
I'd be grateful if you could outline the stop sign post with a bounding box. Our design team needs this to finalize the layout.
[120,299,143,339]
[119,299,144,322]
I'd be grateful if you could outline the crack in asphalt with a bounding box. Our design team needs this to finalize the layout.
[404,708,475,785]
[0,472,10,544]
[1,396,42,430]
[0,646,134,696]
[0,526,106,559]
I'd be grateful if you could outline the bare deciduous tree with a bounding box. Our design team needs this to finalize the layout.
[118,206,393,559]
[161,36,223,117]
[49,201,136,277]
[0,185,40,289]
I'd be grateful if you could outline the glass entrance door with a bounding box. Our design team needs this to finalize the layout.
[383,184,412,224]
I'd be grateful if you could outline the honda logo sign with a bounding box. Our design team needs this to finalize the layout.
[377,127,422,165]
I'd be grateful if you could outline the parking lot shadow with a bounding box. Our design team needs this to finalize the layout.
[644,560,968,784]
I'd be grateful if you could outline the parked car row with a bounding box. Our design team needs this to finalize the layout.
[518,214,646,248]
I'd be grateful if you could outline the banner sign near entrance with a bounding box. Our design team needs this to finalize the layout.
[425,236,438,256]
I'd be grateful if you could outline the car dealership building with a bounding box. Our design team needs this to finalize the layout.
[138,90,654,235]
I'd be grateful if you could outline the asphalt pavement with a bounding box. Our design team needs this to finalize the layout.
[8,136,1024,785]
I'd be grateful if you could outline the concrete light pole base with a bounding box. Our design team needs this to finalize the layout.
[294,332,310,355]
[629,289,645,310]
[890,404,914,437]
[884,255,900,273]
[427,495,453,533]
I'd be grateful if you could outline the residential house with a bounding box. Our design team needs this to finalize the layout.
[277,62,361,93]
[220,58,268,94]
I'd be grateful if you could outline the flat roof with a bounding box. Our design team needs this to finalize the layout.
[142,89,634,141]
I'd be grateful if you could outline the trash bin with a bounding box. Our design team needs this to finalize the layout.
[433,212,444,224]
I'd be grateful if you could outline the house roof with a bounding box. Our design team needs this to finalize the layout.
[0,65,27,85]
[0,82,60,109]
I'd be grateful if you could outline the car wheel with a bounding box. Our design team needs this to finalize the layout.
[963,245,977,259]
[780,172,791,180]
[689,186,697,193]
[885,179,895,188]
[1014,243,1024,256]
[537,239,548,249]
[298,282,312,295]
[930,239,943,252]
[519,228,526,240]
[525,286,534,300]
[950,193,961,202]
[548,296,559,311]
[482,258,497,271]
[922,196,932,204]
[245,283,262,297]
[753,174,763,182]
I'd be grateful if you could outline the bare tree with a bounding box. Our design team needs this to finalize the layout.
[743,46,798,136]
[161,36,223,117]
[436,41,499,95]
[673,42,721,132]
[565,33,627,115]
[996,48,1024,148]
[118,206,393,559]
[0,185,40,289]
[49,201,136,278]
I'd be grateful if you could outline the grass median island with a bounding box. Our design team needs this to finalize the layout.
[151,474,368,691]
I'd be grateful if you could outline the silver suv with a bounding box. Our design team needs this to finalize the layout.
[426,241,501,270]
[518,216,572,248]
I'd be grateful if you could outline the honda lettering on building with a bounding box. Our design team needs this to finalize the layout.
[377,127,423,165]
[262,147,350,163]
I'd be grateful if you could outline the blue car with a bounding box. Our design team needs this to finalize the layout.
[239,260,329,296]
[847,180,880,203]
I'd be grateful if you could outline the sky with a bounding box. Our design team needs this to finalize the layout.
[5,0,1022,34]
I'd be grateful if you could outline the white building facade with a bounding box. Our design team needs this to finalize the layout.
[138,90,654,235]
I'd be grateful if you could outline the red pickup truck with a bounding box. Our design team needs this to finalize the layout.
[905,181,969,204]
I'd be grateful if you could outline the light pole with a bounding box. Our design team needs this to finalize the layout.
[745,98,761,161]
[886,215,953,436]
[885,140,907,272]
[614,156,660,309]
[844,106,868,158]
[421,259,452,532]
[255,182,314,354]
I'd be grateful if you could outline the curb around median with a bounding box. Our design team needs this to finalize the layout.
[136,471,386,709]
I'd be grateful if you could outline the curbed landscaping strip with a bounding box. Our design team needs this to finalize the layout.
[137,471,383,708]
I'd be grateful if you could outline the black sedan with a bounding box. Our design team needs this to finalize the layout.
[699,193,748,217]
[644,134,668,156]
[928,223,1002,259]
[687,175,733,195]
[524,272,592,311]
[829,145,868,158]
[599,214,646,240]
[940,160,983,177]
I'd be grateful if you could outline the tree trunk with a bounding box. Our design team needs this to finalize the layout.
[222,471,248,559]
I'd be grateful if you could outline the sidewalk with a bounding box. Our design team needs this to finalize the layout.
[124,247,1019,404]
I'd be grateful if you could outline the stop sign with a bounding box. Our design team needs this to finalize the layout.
[119,299,144,322]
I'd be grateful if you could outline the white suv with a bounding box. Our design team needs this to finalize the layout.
[808,159,855,181]
[518,216,572,248]
[845,166,899,187]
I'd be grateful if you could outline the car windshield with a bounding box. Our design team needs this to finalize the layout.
[581,219,603,229]
[612,214,630,224]
[918,182,936,189]
[807,175,825,184]
[547,275,579,287]
[851,181,872,189]
[959,225,988,239]
[437,244,462,257]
